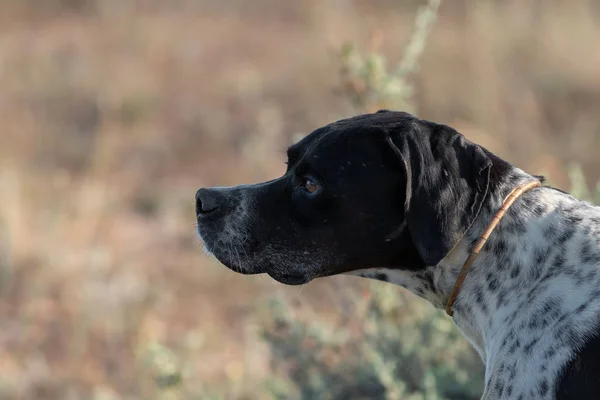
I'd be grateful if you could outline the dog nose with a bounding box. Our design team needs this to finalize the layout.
[196,188,220,217]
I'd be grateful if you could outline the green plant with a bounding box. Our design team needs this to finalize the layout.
[261,288,484,400]
[338,0,442,114]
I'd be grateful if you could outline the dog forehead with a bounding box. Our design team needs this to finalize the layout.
[287,111,421,169]
[291,122,380,159]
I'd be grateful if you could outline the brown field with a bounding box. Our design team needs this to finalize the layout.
[0,0,599,398]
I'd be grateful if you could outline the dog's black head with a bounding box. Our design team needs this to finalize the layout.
[196,110,494,285]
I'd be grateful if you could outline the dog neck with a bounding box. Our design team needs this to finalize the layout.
[349,167,559,361]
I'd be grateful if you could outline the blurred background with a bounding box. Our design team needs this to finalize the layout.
[1,0,600,399]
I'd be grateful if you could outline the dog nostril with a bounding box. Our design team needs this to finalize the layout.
[196,188,220,216]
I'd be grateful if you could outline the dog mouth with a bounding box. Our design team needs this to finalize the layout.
[197,229,260,273]
[198,223,319,285]
[212,249,312,285]
[200,234,314,284]
[204,243,263,275]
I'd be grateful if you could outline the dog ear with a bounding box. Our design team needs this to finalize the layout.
[387,118,492,266]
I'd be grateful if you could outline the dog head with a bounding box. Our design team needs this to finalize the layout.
[196,110,493,285]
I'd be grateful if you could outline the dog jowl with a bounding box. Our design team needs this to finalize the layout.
[195,110,495,286]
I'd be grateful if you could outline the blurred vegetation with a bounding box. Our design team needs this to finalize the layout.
[567,164,600,205]
[261,291,484,400]
[0,0,599,399]
[339,0,441,114]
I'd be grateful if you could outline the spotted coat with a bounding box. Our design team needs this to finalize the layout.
[351,168,600,400]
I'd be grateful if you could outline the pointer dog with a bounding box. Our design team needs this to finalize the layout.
[196,110,600,399]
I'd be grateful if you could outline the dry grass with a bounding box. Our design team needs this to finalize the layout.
[0,0,599,398]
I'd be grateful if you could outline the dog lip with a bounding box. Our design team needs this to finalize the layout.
[213,253,263,275]
[198,239,262,275]
[268,272,310,286]
[219,258,264,275]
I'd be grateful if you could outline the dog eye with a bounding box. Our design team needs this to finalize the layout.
[300,177,321,195]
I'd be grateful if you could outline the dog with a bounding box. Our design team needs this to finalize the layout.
[196,110,600,399]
